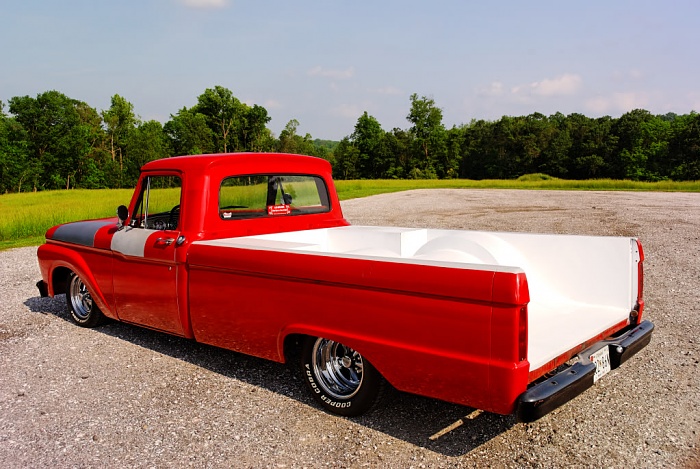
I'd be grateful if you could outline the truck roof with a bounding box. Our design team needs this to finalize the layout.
[141,152,331,175]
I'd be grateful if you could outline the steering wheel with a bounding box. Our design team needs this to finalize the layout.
[168,204,180,229]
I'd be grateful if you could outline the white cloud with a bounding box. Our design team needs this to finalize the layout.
[264,99,282,109]
[512,73,582,97]
[181,0,229,9]
[688,92,700,112]
[585,96,610,114]
[242,98,282,110]
[307,66,355,80]
[478,81,505,97]
[585,92,649,115]
[374,86,402,95]
[614,92,647,110]
[612,69,644,82]
[475,74,583,109]
[629,69,643,80]
[331,103,363,118]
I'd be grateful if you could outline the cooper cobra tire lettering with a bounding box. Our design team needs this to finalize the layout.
[305,365,321,394]
[320,395,351,408]
[299,336,388,417]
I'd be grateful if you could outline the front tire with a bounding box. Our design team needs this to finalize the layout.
[66,272,105,328]
[300,336,387,416]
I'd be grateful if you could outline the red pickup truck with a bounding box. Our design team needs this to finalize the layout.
[36,153,653,422]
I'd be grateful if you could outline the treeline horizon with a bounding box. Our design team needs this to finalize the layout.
[1,86,698,194]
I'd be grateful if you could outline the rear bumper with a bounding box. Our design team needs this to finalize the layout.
[516,320,654,423]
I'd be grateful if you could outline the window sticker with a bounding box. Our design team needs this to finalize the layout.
[267,204,291,216]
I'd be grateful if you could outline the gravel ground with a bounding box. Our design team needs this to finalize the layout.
[1,189,698,468]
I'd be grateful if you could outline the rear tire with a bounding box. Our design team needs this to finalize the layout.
[300,336,387,416]
[66,272,105,328]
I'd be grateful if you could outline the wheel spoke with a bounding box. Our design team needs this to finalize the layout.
[312,338,364,400]
[70,275,92,320]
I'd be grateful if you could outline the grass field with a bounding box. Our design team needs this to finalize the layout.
[0,189,134,250]
[1,177,699,250]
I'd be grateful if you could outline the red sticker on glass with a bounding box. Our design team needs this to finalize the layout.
[267,204,291,216]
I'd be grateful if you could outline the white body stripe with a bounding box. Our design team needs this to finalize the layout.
[111,227,154,257]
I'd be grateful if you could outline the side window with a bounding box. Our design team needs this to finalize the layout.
[130,176,182,230]
[219,175,330,220]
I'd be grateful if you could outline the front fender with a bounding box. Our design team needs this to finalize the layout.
[37,242,116,319]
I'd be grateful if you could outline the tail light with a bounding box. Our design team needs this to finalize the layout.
[635,239,645,324]
[518,306,528,362]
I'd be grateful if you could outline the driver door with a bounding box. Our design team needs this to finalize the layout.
[111,174,185,335]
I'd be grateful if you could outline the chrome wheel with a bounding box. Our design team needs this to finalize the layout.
[311,338,364,399]
[69,274,93,320]
[301,336,388,416]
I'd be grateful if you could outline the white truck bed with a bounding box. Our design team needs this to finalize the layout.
[198,226,641,372]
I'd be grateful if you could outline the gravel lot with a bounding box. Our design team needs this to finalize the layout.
[1,189,698,468]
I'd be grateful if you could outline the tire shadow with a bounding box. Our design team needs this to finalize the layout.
[25,294,516,457]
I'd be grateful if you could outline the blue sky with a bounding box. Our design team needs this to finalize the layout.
[2,0,698,140]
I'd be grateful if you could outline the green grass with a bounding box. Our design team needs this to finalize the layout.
[0,235,46,251]
[0,188,133,247]
[1,177,699,250]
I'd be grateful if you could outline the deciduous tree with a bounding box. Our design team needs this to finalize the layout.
[351,112,385,178]
[406,94,446,178]
[194,86,244,153]
[101,94,139,174]
[9,91,99,190]
[164,107,214,156]
[0,102,31,193]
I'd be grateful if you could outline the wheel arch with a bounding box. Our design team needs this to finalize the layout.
[50,266,72,296]
[282,333,307,367]
[279,326,388,379]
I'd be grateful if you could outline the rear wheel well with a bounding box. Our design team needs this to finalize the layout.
[283,333,308,366]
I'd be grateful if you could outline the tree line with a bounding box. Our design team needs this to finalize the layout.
[335,94,700,182]
[0,86,326,193]
[1,86,698,193]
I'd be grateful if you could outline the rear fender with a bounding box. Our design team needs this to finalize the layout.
[278,324,428,395]
[277,323,493,412]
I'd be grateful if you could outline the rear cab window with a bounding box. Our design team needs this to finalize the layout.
[219,175,330,220]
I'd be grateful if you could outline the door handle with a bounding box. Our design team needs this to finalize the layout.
[156,237,174,246]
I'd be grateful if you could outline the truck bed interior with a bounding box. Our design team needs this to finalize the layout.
[197,226,641,376]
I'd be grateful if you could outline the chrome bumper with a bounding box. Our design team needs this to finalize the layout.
[516,320,654,423]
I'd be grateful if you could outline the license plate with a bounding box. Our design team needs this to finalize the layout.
[590,346,611,383]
